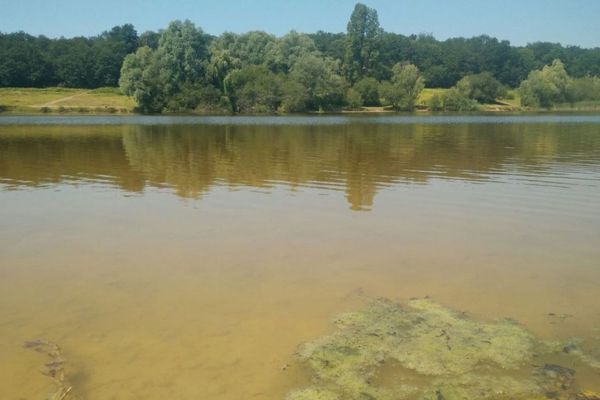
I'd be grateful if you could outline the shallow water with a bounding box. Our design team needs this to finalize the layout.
[0,115,599,399]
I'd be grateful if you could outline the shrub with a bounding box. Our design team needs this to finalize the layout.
[440,88,479,111]
[225,65,282,113]
[427,94,443,111]
[457,72,506,104]
[353,77,380,106]
[345,88,363,109]
[568,76,600,102]
[280,80,309,112]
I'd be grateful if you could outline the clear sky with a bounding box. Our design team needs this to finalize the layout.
[2,0,599,48]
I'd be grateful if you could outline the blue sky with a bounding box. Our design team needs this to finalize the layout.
[2,0,599,48]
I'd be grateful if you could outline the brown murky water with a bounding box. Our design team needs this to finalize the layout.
[1,115,599,399]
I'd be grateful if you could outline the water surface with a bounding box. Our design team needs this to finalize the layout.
[1,115,600,399]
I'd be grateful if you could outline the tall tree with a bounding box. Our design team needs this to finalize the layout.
[344,3,382,83]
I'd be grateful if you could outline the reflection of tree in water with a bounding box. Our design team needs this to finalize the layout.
[0,125,146,192]
[1,122,600,210]
[121,122,600,210]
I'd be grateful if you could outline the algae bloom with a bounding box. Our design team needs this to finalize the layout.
[287,297,596,400]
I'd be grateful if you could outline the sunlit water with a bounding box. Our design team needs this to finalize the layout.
[1,115,599,399]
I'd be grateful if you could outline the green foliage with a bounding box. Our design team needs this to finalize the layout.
[155,20,209,96]
[568,76,600,102]
[345,88,363,109]
[19,17,354,114]
[344,3,382,83]
[165,83,208,112]
[207,31,277,95]
[225,65,281,113]
[519,59,572,108]
[427,94,443,111]
[210,31,276,68]
[0,25,138,88]
[353,77,380,106]
[279,80,309,112]
[119,46,165,113]
[138,31,160,50]
[381,64,424,110]
[265,31,318,73]
[120,21,217,113]
[207,47,242,93]
[161,83,229,113]
[436,88,479,111]
[53,38,97,88]
[288,54,347,111]
[309,31,346,63]
[94,24,139,87]
[0,32,54,87]
[456,72,506,103]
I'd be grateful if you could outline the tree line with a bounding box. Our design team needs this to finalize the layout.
[1,3,600,112]
[0,25,139,88]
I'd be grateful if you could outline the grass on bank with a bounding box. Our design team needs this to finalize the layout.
[0,87,135,114]
[416,88,448,108]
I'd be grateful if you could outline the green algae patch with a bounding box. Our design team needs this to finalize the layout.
[287,297,588,400]
[388,299,535,375]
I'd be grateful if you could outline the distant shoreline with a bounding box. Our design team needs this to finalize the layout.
[2,87,599,116]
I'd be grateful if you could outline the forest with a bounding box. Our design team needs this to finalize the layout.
[1,3,600,113]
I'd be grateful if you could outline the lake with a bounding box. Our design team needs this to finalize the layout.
[1,115,599,399]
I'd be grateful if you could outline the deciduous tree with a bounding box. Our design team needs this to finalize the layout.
[381,64,424,110]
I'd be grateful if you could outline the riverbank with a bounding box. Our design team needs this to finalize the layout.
[2,87,599,115]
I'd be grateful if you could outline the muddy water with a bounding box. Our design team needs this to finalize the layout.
[0,115,599,399]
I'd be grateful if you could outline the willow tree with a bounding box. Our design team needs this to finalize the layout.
[119,46,166,113]
[519,59,572,108]
[119,20,212,113]
[155,20,209,97]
